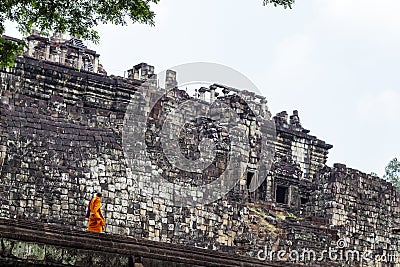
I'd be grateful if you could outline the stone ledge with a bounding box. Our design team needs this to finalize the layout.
[0,218,288,267]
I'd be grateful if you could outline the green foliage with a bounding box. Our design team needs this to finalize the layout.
[1,0,295,67]
[384,158,400,191]
[0,0,159,67]
[286,212,296,219]
[1,0,159,41]
[0,36,25,68]
[263,0,295,9]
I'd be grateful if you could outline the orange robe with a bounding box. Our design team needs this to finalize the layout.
[87,196,105,232]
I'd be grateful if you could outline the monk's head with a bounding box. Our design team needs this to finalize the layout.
[96,192,102,197]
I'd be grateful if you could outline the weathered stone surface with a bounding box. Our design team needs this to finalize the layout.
[0,49,399,267]
[0,218,280,267]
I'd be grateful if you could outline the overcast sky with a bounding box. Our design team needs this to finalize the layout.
[5,0,400,177]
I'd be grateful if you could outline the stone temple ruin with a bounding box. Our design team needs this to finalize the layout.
[0,33,400,267]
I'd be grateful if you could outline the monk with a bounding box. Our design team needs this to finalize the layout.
[87,192,106,232]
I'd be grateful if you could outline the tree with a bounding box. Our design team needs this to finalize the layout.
[1,0,159,67]
[0,35,24,67]
[263,0,295,8]
[0,0,295,68]
[384,158,400,192]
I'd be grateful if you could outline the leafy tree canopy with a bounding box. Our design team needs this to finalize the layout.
[384,158,400,192]
[264,0,295,9]
[1,0,294,68]
[0,0,160,67]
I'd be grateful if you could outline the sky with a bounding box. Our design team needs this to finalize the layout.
[4,0,400,177]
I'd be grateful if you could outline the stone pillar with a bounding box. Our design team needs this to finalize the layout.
[27,40,35,57]
[165,70,177,90]
[94,55,99,73]
[148,65,155,76]
[210,85,216,103]
[199,87,207,101]
[290,110,301,129]
[133,69,140,80]
[45,43,50,60]
[84,59,89,71]
[266,174,273,202]
[260,98,267,118]
[78,52,83,70]
[140,63,149,80]
[60,46,66,64]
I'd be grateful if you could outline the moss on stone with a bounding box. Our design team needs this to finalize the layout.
[45,244,63,264]
[62,247,77,265]
[1,238,14,257]
[11,241,45,261]
[75,249,92,266]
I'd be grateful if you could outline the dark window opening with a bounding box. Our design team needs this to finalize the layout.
[276,185,288,204]
[128,256,134,267]
[301,197,308,205]
[247,172,254,190]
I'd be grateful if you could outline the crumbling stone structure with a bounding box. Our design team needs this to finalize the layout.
[0,33,400,267]
[22,30,106,75]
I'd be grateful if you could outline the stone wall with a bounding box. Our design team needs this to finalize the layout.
[0,57,264,252]
[0,58,131,229]
[1,56,400,266]
[0,218,282,267]
[307,163,400,265]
